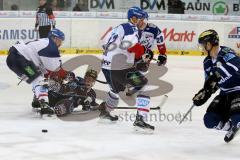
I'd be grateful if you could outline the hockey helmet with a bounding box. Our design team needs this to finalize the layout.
[48,28,65,41]
[198,29,219,46]
[127,6,144,20]
[84,69,98,80]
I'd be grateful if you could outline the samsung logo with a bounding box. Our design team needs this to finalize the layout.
[0,29,38,40]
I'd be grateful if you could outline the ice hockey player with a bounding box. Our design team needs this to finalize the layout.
[6,28,67,116]
[100,6,154,132]
[126,10,167,96]
[192,29,240,143]
[45,69,99,116]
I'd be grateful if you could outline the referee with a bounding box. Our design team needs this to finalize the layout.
[35,0,56,38]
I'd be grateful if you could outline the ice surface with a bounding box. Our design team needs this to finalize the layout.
[0,55,239,160]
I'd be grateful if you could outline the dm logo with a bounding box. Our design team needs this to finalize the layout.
[228,27,240,39]
[141,0,166,10]
[212,1,228,15]
[90,0,115,9]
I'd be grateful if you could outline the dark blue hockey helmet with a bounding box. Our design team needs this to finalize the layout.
[127,6,144,20]
[48,28,65,41]
[143,11,149,20]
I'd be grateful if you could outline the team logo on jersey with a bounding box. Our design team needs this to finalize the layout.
[145,34,154,39]
[228,27,240,39]
[219,75,232,84]
[216,61,222,68]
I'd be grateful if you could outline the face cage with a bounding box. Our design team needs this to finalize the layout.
[84,76,96,89]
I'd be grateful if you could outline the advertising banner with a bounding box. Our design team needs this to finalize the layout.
[0,17,239,56]
[0,11,18,17]
[224,24,240,53]
[88,0,240,15]
[0,18,71,50]
[183,0,240,16]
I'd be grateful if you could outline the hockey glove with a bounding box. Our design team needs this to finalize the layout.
[157,54,167,66]
[193,88,212,106]
[135,60,150,72]
[48,78,62,92]
[204,71,221,93]
[64,71,76,82]
[140,49,153,63]
[84,96,93,105]
[54,99,74,116]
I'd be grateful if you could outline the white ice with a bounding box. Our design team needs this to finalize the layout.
[0,55,239,160]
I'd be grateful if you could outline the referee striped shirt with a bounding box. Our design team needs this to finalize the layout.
[35,3,56,27]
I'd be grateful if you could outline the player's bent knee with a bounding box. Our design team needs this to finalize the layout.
[6,47,41,84]
[203,112,221,129]
[230,96,240,115]
[24,61,41,84]
[127,72,148,88]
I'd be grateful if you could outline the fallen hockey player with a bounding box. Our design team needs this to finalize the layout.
[32,69,99,116]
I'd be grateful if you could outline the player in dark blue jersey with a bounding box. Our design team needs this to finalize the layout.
[192,29,240,142]
[32,69,99,116]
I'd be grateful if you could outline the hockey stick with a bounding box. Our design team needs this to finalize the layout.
[179,104,195,124]
[116,106,160,110]
[116,95,168,110]
[17,75,28,85]
[96,79,108,84]
[152,58,159,62]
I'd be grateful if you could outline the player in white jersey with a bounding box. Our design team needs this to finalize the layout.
[100,7,155,132]
[126,10,167,96]
[6,29,67,116]
[138,11,167,65]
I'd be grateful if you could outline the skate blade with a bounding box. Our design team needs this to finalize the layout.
[72,110,91,114]
[133,126,154,134]
[32,108,41,113]
[224,127,240,143]
[98,118,117,124]
[41,114,57,120]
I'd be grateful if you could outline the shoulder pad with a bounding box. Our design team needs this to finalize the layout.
[219,46,236,62]
[148,23,158,28]
[38,38,60,58]
[146,23,161,37]
[121,23,137,36]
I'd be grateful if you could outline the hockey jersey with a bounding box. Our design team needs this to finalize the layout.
[49,76,98,108]
[139,23,165,54]
[203,46,240,95]
[13,38,62,74]
[101,22,139,70]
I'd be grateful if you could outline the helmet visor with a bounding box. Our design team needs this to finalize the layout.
[198,43,207,53]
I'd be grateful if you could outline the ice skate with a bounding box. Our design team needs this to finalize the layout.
[133,114,154,134]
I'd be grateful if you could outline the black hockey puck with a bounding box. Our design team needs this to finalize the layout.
[42,129,48,133]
